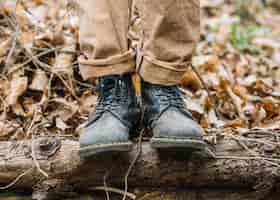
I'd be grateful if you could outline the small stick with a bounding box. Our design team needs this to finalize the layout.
[90,186,136,200]
[122,129,144,200]
[0,95,7,119]
[4,31,19,73]
[31,135,49,178]
[190,64,211,97]
[7,47,61,75]
[0,167,33,190]
[206,148,280,168]
[27,106,49,178]
[190,64,221,118]
[103,170,111,200]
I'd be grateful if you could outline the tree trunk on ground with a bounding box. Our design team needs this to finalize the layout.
[0,135,279,199]
[1,189,280,200]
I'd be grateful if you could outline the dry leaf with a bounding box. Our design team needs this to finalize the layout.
[226,119,247,128]
[0,120,17,139]
[261,97,280,115]
[56,117,70,130]
[29,69,49,91]
[52,36,76,75]
[12,103,26,117]
[185,97,204,115]
[49,98,79,121]
[80,91,97,114]
[208,109,225,128]
[192,55,219,72]
[0,38,12,57]
[6,76,28,106]
[181,69,202,91]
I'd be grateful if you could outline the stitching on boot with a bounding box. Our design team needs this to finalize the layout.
[152,137,205,143]
[80,142,132,149]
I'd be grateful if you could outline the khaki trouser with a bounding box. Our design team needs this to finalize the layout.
[78,0,200,86]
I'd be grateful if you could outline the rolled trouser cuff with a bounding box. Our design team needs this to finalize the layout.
[78,50,136,79]
[139,56,189,86]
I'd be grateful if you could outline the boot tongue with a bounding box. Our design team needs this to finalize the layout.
[99,75,119,90]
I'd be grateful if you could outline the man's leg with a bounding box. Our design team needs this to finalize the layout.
[138,0,206,150]
[78,0,134,79]
[78,0,140,157]
[138,0,200,85]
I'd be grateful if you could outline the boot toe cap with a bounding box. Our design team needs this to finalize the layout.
[153,108,204,140]
[79,113,130,147]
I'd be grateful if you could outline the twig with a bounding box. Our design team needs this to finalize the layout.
[73,79,95,89]
[104,170,111,200]
[231,134,279,146]
[31,135,49,178]
[190,64,220,118]
[216,156,280,167]
[90,186,136,200]
[0,95,7,119]
[0,167,33,190]
[54,72,80,102]
[0,0,21,74]
[206,148,280,168]
[229,134,280,168]
[225,85,244,119]
[4,31,19,73]
[21,44,80,101]
[190,64,211,97]
[122,129,144,200]
[27,106,49,178]
[241,130,280,137]
[0,1,17,29]
[7,47,61,75]
[38,61,80,101]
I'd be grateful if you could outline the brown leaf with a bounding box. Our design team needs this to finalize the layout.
[52,36,76,75]
[226,119,247,128]
[55,117,70,130]
[29,69,49,91]
[6,76,28,106]
[80,91,97,114]
[261,97,280,115]
[252,80,273,96]
[0,38,12,57]
[0,121,18,140]
[185,98,204,115]
[181,69,202,91]
[192,55,219,72]
[12,103,26,117]
[49,98,79,121]
[208,109,225,128]
[22,98,36,118]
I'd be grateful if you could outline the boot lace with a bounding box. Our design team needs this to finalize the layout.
[94,77,128,117]
[153,85,185,109]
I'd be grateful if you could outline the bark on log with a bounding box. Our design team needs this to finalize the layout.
[1,189,280,200]
[0,135,279,197]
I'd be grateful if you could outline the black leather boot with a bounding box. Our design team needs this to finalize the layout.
[79,75,140,158]
[142,81,206,150]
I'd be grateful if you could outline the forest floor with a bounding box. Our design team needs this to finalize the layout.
[1,0,280,199]
[0,0,280,145]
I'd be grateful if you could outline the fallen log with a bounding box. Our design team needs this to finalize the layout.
[1,189,280,200]
[0,134,280,198]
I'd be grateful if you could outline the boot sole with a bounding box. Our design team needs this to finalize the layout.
[79,142,133,158]
[151,137,206,150]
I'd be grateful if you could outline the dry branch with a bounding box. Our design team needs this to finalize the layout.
[0,134,279,195]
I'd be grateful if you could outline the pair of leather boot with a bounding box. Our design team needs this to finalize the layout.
[79,75,205,158]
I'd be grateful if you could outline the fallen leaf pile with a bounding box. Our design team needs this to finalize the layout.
[0,0,91,140]
[183,0,280,132]
[0,0,280,141]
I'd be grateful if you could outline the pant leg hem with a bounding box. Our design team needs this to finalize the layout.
[139,56,189,86]
[78,50,135,79]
